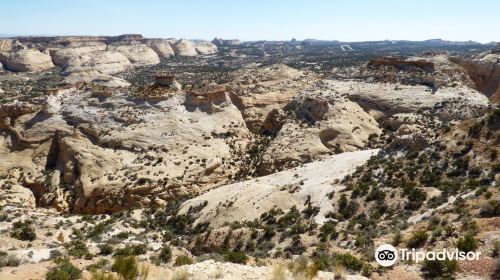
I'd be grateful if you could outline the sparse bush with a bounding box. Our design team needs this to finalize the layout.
[112,256,137,280]
[480,200,500,217]
[224,250,248,264]
[407,230,429,248]
[174,255,193,266]
[10,220,36,241]
[158,245,172,263]
[98,244,113,256]
[67,240,91,259]
[288,255,318,280]
[456,234,478,253]
[0,251,21,267]
[46,258,82,280]
[333,253,365,272]
[421,259,458,279]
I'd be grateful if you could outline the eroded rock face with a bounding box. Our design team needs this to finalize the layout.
[0,87,251,213]
[108,44,160,66]
[3,49,54,72]
[172,39,198,57]
[258,90,381,174]
[453,53,500,102]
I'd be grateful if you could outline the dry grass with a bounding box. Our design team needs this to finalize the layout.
[269,262,287,280]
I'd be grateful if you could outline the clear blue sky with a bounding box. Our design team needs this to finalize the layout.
[1,0,498,42]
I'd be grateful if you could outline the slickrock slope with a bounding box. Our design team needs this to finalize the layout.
[180,149,379,227]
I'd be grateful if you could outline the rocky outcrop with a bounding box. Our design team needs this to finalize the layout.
[258,90,381,174]
[108,44,160,66]
[212,37,241,46]
[368,57,435,72]
[452,53,500,102]
[0,39,14,52]
[145,39,175,58]
[0,87,251,214]
[195,41,218,55]
[172,39,198,56]
[2,49,54,72]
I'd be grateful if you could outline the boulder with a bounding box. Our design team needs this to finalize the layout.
[108,44,160,66]
[172,39,198,56]
[4,49,54,72]
[146,39,175,58]
[195,41,218,55]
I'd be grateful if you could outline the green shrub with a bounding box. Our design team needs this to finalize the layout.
[113,244,147,256]
[67,240,90,258]
[98,244,113,256]
[158,245,172,263]
[0,252,21,267]
[46,258,82,280]
[407,230,429,248]
[10,220,36,241]
[174,255,194,266]
[224,250,248,264]
[456,234,478,253]
[421,259,458,279]
[319,221,338,241]
[333,253,365,272]
[112,256,137,280]
[493,259,500,280]
[479,200,500,217]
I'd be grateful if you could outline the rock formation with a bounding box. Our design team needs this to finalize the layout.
[212,37,242,46]
[172,39,198,56]
[108,44,160,66]
[145,39,175,58]
[1,49,54,72]
[194,41,218,55]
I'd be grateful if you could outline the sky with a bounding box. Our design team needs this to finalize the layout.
[0,0,498,43]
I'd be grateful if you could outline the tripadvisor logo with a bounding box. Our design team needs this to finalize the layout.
[375,244,481,267]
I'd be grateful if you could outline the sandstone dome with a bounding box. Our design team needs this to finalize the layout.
[172,39,198,56]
